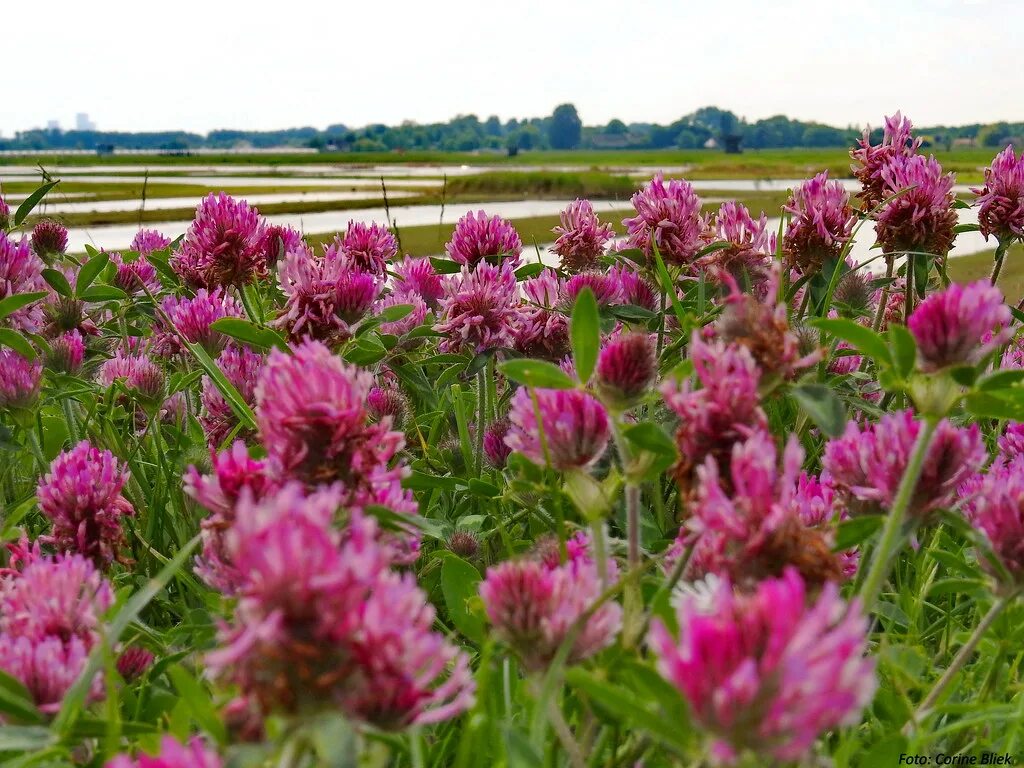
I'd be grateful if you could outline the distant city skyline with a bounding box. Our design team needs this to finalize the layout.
[1,0,1018,135]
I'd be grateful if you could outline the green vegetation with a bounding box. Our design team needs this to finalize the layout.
[948,244,1024,302]
[442,171,637,200]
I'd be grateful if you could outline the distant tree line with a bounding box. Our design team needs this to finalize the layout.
[3,105,1021,153]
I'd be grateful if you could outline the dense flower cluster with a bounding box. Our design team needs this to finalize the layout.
[552,199,615,272]
[0,233,47,333]
[36,441,135,565]
[650,568,875,763]
[0,349,42,410]
[446,210,522,268]
[907,280,1011,371]
[156,288,244,355]
[436,262,519,353]
[850,111,921,208]
[623,174,707,266]
[0,547,113,712]
[505,387,610,470]
[974,145,1024,242]
[173,193,267,287]
[480,532,621,670]
[876,154,958,256]
[698,201,773,284]
[782,172,856,275]
[206,484,473,726]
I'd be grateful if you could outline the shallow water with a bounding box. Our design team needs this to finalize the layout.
[34,190,418,215]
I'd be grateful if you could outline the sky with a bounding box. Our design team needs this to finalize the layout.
[2,0,1018,136]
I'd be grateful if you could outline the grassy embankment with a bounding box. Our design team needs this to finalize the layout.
[947,244,1024,303]
[0,147,997,182]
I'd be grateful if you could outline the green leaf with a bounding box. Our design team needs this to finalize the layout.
[565,668,688,752]
[623,422,677,458]
[0,292,47,322]
[53,535,202,736]
[514,263,545,279]
[977,369,1024,392]
[790,383,847,438]
[74,253,110,296]
[0,725,54,752]
[14,180,60,226]
[835,515,884,550]
[167,665,227,745]
[498,359,576,389]
[0,329,36,359]
[811,318,892,367]
[41,268,73,298]
[569,287,599,384]
[855,734,908,768]
[887,325,916,378]
[79,285,128,303]
[209,317,288,351]
[182,341,258,431]
[966,391,1024,421]
[376,303,414,323]
[429,257,463,274]
[0,670,43,724]
[650,242,689,330]
[440,555,485,645]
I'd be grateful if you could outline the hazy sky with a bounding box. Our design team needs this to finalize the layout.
[2,0,1017,135]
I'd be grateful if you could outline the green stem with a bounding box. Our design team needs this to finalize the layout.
[904,254,915,318]
[548,697,587,768]
[870,256,895,333]
[590,518,608,588]
[909,588,1020,729]
[991,239,1010,287]
[25,427,48,473]
[859,418,938,612]
[61,398,80,444]
[475,370,486,477]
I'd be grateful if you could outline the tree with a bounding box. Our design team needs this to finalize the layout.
[604,119,627,135]
[548,104,582,149]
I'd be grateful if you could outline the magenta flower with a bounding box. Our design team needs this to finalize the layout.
[98,351,165,401]
[207,485,473,726]
[564,271,623,308]
[331,221,397,276]
[790,472,858,578]
[30,219,68,260]
[515,270,569,361]
[0,350,42,411]
[716,264,820,379]
[505,387,609,470]
[255,341,416,525]
[129,228,172,256]
[876,154,958,256]
[961,455,1024,584]
[907,280,1011,371]
[184,442,276,592]
[331,264,380,325]
[623,174,707,267]
[782,172,856,275]
[484,417,512,468]
[37,441,135,565]
[375,292,428,337]
[260,224,307,269]
[662,333,767,491]
[176,192,267,287]
[394,256,446,310]
[156,288,244,355]
[367,385,409,426]
[998,422,1024,462]
[823,409,986,519]
[197,344,263,448]
[552,199,615,272]
[0,233,47,333]
[116,645,154,682]
[596,332,656,407]
[110,252,160,295]
[700,201,774,284]
[612,265,659,311]
[0,195,9,229]
[851,111,921,208]
[480,532,621,670]
[435,262,519,354]
[47,329,85,374]
[672,430,846,588]
[446,210,522,268]
[0,550,112,713]
[106,737,222,768]
[649,569,875,763]
[974,145,1024,242]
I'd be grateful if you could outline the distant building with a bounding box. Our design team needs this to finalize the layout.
[75,113,96,131]
[46,120,60,132]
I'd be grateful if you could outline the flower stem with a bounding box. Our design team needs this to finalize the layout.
[859,418,938,612]
[25,427,48,473]
[590,518,608,588]
[475,370,486,477]
[991,239,1010,287]
[909,588,1020,729]
[870,256,895,333]
[61,398,80,444]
